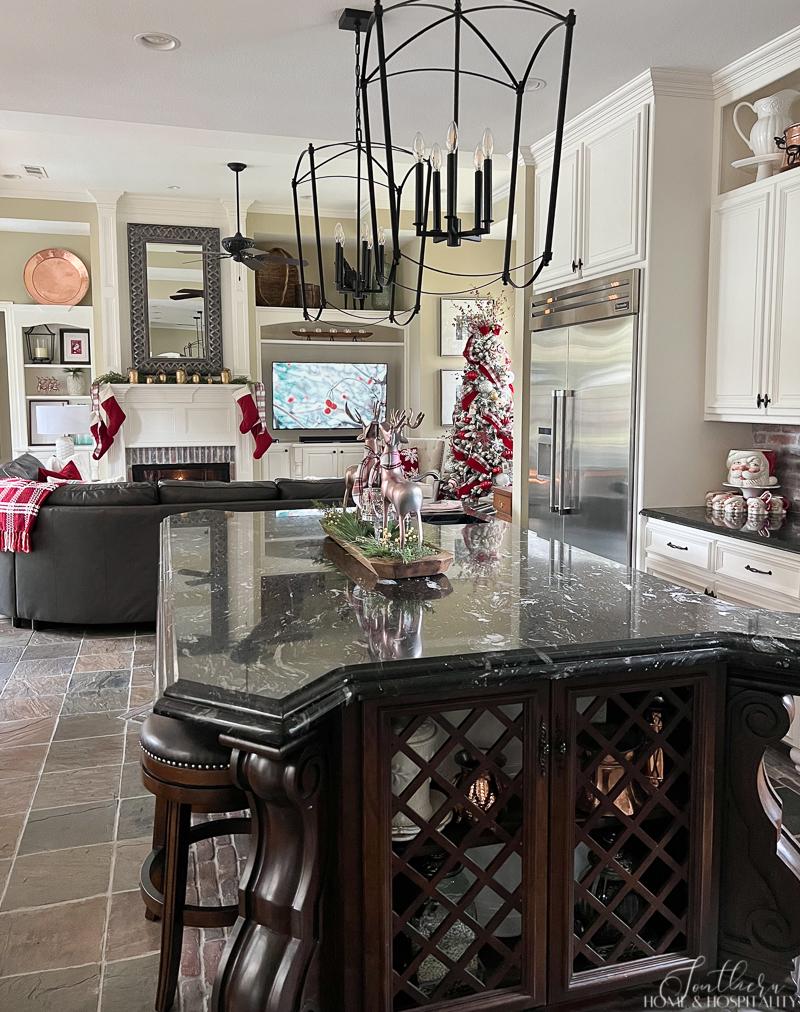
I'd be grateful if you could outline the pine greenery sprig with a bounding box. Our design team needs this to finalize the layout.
[318,505,437,563]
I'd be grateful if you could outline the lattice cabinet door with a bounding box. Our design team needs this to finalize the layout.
[363,688,549,1012]
[547,667,721,1003]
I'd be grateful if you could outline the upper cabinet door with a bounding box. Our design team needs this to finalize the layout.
[534,146,581,288]
[705,190,772,419]
[580,109,648,276]
[765,173,800,420]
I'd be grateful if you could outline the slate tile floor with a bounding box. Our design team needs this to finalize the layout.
[0,618,235,1011]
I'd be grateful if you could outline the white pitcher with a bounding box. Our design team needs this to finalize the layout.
[734,89,800,172]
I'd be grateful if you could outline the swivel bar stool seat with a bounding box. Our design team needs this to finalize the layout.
[139,714,250,1012]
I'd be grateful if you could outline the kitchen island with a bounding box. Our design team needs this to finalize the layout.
[155,509,800,1011]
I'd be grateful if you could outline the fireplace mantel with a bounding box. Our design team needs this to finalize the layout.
[103,383,254,480]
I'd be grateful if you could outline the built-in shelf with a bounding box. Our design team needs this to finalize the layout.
[259,338,401,348]
[24,394,90,401]
[23,363,92,369]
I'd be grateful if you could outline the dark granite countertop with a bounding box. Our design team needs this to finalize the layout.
[156,509,800,745]
[641,505,800,555]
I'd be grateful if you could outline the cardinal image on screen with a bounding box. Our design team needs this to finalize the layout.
[272,362,388,430]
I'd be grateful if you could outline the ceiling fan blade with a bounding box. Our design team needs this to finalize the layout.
[247,248,309,267]
[169,289,205,300]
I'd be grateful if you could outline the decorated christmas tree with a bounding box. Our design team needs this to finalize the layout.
[445,298,514,500]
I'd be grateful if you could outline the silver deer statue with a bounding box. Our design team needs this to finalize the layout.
[343,400,383,511]
[378,409,427,548]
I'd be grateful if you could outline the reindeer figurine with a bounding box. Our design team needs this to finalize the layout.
[378,409,428,548]
[343,400,383,512]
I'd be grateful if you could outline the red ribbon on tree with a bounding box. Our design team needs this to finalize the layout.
[461,388,478,412]
[465,455,491,475]
[478,363,498,386]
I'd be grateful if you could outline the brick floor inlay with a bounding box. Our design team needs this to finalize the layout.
[0,618,243,1010]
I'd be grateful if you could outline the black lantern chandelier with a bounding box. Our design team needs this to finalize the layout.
[360,0,575,320]
[292,10,420,319]
[294,1,575,325]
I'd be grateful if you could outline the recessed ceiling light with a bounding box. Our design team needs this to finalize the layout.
[525,77,547,92]
[134,32,181,52]
[167,184,181,190]
[2,174,21,180]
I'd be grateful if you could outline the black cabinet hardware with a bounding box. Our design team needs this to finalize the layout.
[745,564,772,576]
[571,258,583,272]
[538,718,550,776]
[667,542,689,551]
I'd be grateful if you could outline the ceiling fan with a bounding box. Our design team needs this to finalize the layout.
[169,288,204,301]
[182,162,307,271]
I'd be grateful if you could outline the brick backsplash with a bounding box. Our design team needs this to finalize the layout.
[752,425,800,502]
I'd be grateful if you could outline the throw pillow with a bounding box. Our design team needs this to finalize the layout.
[38,461,83,483]
[400,446,419,477]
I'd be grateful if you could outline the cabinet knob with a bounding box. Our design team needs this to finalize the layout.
[571,258,583,272]
[756,393,771,409]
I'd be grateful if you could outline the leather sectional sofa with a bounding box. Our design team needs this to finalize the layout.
[0,454,347,627]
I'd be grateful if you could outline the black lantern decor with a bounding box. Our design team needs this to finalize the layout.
[292,9,417,319]
[24,324,56,364]
[359,0,576,321]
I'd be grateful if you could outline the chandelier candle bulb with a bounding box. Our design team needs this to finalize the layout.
[431,143,443,232]
[413,132,426,228]
[474,145,483,229]
[446,121,459,232]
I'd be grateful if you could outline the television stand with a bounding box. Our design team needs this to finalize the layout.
[299,434,359,443]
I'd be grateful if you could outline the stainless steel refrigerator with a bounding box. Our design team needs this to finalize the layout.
[528,269,639,566]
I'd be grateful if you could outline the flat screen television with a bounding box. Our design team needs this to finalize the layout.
[271,361,388,430]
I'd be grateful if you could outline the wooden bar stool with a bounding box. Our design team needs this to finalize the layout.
[139,714,250,1012]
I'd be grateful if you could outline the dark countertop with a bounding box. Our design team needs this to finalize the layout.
[156,509,800,746]
[641,505,800,555]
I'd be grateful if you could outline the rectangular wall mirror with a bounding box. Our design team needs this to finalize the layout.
[128,223,223,375]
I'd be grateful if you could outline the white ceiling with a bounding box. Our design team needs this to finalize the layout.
[0,1,798,206]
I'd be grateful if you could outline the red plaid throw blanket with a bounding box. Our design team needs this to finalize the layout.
[0,479,58,553]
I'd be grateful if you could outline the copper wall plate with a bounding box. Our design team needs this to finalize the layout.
[23,248,89,306]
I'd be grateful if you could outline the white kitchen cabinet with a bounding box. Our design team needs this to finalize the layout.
[643,517,800,613]
[765,171,800,419]
[533,147,580,287]
[706,170,800,423]
[533,109,648,289]
[263,445,294,481]
[302,444,342,477]
[705,188,772,420]
[581,110,647,275]
[339,444,365,473]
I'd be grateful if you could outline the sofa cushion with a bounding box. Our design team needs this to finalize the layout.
[158,480,279,504]
[0,453,43,481]
[46,481,159,506]
[276,478,346,502]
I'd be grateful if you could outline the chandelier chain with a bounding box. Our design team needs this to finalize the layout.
[354,28,363,149]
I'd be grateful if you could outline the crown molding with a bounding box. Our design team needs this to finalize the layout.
[712,23,800,103]
[530,69,655,162]
[118,193,229,224]
[0,186,94,203]
[649,67,714,100]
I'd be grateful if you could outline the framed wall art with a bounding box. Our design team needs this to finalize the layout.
[59,327,91,365]
[439,297,495,357]
[440,369,462,426]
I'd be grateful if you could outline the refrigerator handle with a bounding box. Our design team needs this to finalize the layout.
[549,390,559,513]
[560,389,575,515]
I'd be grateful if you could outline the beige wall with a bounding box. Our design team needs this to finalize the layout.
[0,230,92,306]
[399,237,515,437]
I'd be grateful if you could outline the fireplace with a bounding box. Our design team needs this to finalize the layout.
[131,462,231,483]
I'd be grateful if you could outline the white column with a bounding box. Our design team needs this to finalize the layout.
[221,197,254,379]
[510,153,535,530]
[89,191,124,374]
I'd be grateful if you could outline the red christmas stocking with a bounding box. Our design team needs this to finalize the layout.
[99,385,126,438]
[90,412,113,460]
[235,389,261,434]
[251,423,274,460]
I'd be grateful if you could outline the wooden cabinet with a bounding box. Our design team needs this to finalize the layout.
[360,667,719,1011]
[533,110,648,289]
[706,172,800,423]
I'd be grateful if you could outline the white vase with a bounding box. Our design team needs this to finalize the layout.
[733,89,800,178]
[65,373,85,396]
